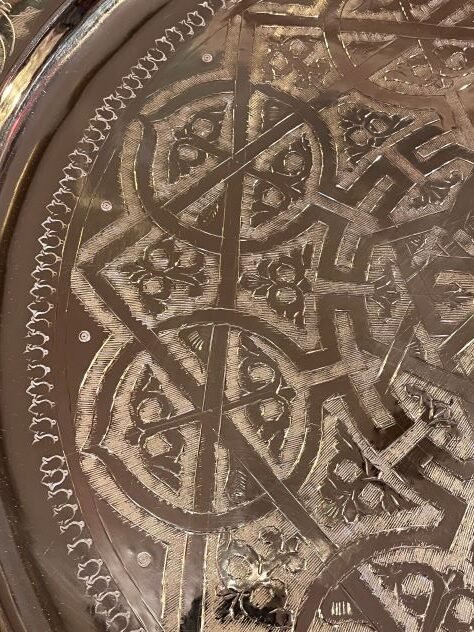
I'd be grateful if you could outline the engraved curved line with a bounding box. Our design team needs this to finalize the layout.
[24,2,239,630]
[88,339,325,532]
[87,340,273,531]
[323,8,456,127]
[339,18,474,41]
[136,119,223,251]
[249,10,474,42]
[295,541,461,632]
[151,308,341,370]
[145,79,235,121]
[138,113,308,226]
[255,82,338,188]
[150,299,387,371]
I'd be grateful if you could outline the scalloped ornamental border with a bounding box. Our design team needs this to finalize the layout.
[24,1,233,630]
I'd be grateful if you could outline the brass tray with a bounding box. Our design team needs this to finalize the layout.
[1,0,474,630]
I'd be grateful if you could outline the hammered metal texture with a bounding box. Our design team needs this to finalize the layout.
[2,1,474,631]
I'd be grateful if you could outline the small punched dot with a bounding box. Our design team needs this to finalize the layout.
[79,330,91,343]
[137,551,152,568]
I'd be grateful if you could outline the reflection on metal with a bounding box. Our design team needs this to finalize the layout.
[0,1,15,72]
[1,0,474,631]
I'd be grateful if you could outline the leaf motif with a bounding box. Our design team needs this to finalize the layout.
[135,365,159,398]
[142,293,168,315]
[342,497,359,524]
[146,430,185,493]
[259,527,283,550]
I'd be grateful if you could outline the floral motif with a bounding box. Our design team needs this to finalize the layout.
[216,528,303,628]
[126,364,184,492]
[320,423,410,524]
[265,35,331,89]
[373,562,473,631]
[372,263,401,319]
[225,333,296,505]
[342,105,412,164]
[250,135,312,227]
[238,333,296,458]
[432,43,474,82]
[385,44,474,91]
[122,236,207,316]
[240,243,314,328]
[413,171,463,209]
[168,103,227,183]
[405,384,458,437]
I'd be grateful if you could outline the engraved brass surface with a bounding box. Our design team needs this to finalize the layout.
[1,0,474,631]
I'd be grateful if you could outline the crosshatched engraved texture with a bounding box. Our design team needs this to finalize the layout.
[17,0,474,630]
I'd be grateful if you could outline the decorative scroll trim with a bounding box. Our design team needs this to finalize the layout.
[25,1,231,630]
